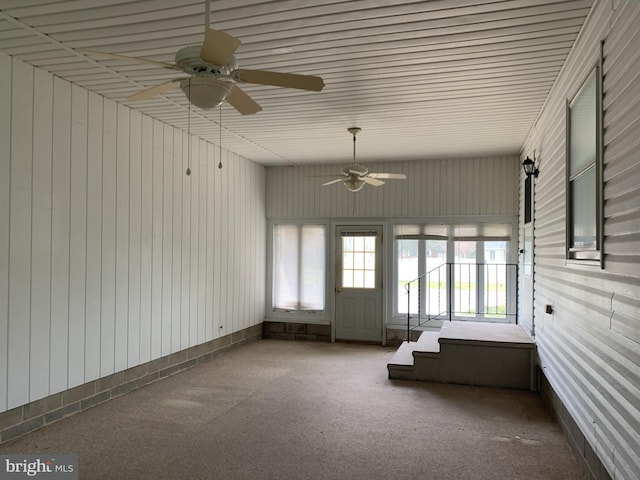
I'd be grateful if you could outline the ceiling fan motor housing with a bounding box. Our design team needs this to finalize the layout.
[342,163,368,176]
[175,45,235,74]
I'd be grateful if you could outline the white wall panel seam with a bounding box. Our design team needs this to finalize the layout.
[0,53,11,411]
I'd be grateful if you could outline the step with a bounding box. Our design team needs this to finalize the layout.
[387,322,536,389]
[439,320,534,348]
[387,331,440,367]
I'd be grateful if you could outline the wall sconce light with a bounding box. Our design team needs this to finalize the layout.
[522,156,539,178]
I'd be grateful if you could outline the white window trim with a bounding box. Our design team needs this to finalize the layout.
[266,220,330,323]
[565,47,604,268]
[390,217,518,326]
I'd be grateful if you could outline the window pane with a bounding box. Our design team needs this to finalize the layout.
[454,242,476,316]
[354,236,364,251]
[398,239,419,314]
[343,252,353,269]
[343,270,353,288]
[353,252,364,269]
[364,252,375,269]
[301,226,325,310]
[364,270,375,288]
[570,74,597,177]
[273,225,325,311]
[353,270,364,288]
[425,240,447,316]
[364,236,375,251]
[571,166,597,248]
[426,240,446,272]
[273,225,299,309]
[484,242,507,319]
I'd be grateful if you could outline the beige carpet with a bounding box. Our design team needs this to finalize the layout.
[0,340,584,479]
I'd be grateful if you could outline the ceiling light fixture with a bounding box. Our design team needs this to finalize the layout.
[344,177,365,192]
[180,75,233,109]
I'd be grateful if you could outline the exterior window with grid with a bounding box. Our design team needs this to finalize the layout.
[566,63,603,265]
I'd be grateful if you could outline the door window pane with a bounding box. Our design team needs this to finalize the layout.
[342,235,376,289]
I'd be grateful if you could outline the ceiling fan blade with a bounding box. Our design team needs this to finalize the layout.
[128,79,183,101]
[236,69,325,91]
[77,49,183,71]
[200,28,241,66]
[323,178,345,186]
[368,173,407,180]
[363,177,385,187]
[226,86,262,115]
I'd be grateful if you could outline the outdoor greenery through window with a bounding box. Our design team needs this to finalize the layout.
[567,65,602,263]
[273,224,325,311]
[395,223,513,322]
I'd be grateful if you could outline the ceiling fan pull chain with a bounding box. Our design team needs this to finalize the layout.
[218,105,223,169]
[186,78,192,176]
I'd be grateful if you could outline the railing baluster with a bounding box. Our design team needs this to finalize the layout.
[404,263,518,337]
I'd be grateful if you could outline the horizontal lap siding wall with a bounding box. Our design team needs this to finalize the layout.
[522,1,640,478]
[0,52,266,413]
[266,156,518,219]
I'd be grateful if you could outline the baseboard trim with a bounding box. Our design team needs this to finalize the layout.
[539,368,613,480]
[0,324,262,444]
[262,321,330,342]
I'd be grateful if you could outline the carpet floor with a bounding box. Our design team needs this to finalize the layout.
[0,340,584,479]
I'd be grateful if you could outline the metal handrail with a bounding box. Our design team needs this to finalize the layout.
[405,262,519,342]
[404,263,448,342]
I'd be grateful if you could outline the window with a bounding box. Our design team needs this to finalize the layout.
[394,223,513,322]
[567,64,603,265]
[395,225,447,316]
[273,224,325,311]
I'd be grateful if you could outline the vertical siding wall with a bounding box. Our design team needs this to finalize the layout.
[0,53,267,413]
[521,1,640,478]
[266,156,518,219]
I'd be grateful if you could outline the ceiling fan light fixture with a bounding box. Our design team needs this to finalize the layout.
[180,76,233,109]
[344,177,365,192]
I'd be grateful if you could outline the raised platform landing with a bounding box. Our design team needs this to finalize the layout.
[387,321,536,390]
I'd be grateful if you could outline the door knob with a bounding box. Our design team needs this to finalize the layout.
[335,287,342,293]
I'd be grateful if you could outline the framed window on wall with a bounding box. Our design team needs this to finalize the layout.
[566,56,603,266]
[272,224,326,312]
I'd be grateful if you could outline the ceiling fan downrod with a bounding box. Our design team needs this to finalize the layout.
[348,127,361,164]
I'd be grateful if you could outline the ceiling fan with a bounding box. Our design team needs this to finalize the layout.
[323,128,407,192]
[77,0,324,115]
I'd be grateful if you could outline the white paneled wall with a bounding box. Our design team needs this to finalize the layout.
[0,52,266,413]
[521,1,640,478]
[266,156,519,219]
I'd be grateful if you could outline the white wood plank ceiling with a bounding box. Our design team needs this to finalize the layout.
[0,0,594,166]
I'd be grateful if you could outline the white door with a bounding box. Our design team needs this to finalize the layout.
[335,226,383,342]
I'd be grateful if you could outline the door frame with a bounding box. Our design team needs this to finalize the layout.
[330,222,386,345]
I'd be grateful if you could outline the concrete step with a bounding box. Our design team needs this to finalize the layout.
[387,321,536,390]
